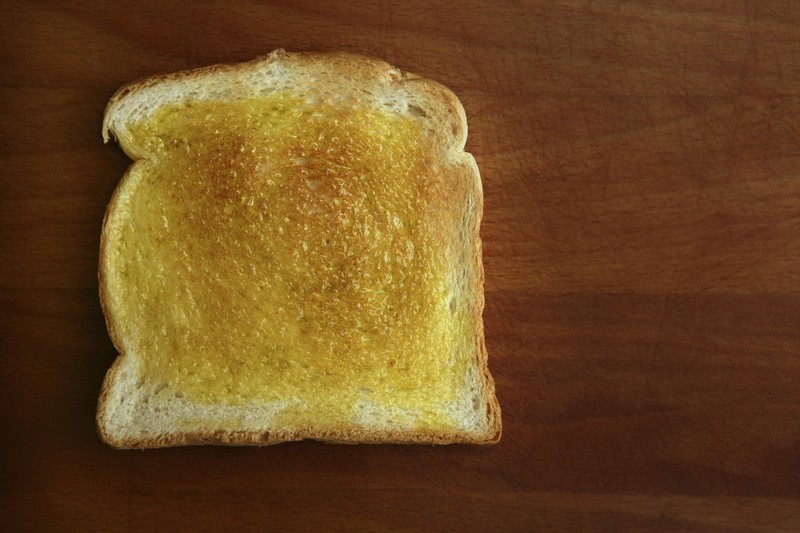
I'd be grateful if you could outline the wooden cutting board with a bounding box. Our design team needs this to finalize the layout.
[2,1,799,530]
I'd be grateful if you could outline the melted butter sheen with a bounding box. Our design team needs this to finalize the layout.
[117,93,468,430]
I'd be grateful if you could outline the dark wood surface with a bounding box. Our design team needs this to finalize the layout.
[2,1,800,530]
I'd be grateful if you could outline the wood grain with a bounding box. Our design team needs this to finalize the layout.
[2,0,800,530]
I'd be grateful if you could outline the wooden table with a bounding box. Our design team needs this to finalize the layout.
[2,1,799,530]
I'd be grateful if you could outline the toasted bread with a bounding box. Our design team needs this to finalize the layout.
[97,50,500,448]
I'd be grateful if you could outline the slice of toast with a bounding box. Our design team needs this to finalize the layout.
[97,50,501,448]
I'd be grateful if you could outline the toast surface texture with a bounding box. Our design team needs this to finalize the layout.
[98,50,500,448]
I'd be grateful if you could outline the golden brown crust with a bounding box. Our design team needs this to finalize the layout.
[97,50,500,448]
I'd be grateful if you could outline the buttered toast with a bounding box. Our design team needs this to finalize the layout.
[97,50,501,448]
